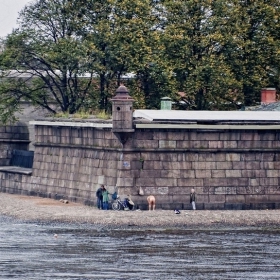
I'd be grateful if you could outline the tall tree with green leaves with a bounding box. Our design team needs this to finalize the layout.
[162,0,243,110]
[224,0,280,106]
[1,0,279,122]
[112,0,175,109]
[78,0,171,110]
[0,0,98,123]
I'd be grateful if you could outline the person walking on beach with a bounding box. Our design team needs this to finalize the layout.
[147,195,156,211]
[102,185,110,210]
[96,185,103,209]
[190,188,196,210]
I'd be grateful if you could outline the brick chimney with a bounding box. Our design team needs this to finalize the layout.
[261,88,276,104]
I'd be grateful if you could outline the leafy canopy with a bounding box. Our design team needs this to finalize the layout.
[0,0,279,123]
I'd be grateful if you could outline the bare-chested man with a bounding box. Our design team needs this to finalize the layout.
[147,195,156,211]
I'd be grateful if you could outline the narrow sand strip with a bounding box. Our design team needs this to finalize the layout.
[0,193,279,229]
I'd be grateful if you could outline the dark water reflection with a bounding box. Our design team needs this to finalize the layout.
[1,215,280,280]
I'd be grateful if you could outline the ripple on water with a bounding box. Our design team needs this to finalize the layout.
[0,216,280,279]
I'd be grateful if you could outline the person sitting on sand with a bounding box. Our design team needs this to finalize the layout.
[147,195,156,211]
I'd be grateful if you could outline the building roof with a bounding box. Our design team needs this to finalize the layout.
[246,102,280,111]
[133,109,280,124]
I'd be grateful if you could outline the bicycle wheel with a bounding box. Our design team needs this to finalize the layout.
[112,201,121,211]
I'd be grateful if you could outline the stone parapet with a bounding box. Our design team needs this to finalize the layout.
[1,119,280,209]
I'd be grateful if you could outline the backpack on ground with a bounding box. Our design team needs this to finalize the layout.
[112,192,118,200]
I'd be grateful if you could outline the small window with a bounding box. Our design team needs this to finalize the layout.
[117,107,120,111]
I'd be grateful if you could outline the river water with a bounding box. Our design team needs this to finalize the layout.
[1,215,280,280]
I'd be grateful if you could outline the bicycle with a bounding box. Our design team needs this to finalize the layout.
[112,195,134,211]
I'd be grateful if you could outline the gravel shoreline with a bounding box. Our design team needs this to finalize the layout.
[1,193,280,230]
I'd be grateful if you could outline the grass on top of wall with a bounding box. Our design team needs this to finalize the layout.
[53,109,111,120]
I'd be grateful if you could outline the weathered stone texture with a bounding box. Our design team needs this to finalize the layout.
[225,170,242,178]
[216,162,233,169]
[195,170,212,178]
[224,141,238,148]
[1,122,280,209]
[177,178,204,187]
[180,170,196,178]
[211,170,226,178]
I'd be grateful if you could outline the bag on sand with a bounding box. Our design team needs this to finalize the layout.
[126,197,134,210]
[174,209,181,214]
[138,186,144,196]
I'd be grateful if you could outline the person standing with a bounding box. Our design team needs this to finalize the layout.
[147,195,156,211]
[96,185,103,209]
[102,185,110,210]
[190,188,196,210]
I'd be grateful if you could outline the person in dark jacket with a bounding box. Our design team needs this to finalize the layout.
[190,188,196,210]
[96,185,103,209]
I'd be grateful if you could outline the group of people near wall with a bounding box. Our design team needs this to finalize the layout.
[96,185,196,211]
[96,185,109,210]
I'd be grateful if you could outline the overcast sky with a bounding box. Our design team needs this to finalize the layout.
[0,0,32,38]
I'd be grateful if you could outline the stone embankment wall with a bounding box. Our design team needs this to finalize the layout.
[1,120,280,210]
[119,128,280,210]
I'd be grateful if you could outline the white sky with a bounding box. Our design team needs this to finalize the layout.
[0,0,32,38]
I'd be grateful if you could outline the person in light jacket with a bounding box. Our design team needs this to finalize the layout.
[102,186,110,210]
[190,189,196,210]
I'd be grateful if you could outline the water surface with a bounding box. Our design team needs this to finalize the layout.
[1,216,280,279]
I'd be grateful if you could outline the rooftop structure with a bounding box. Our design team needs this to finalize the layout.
[133,110,280,125]
[246,102,280,111]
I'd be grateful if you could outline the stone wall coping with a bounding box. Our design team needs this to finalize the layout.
[0,139,30,143]
[134,109,280,122]
[33,142,280,153]
[135,123,280,130]
[0,166,32,175]
[29,121,112,128]
[29,120,280,130]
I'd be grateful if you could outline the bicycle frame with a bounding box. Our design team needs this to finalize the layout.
[117,198,128,209]
[112,198,130,211]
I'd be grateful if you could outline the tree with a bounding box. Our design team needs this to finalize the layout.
[1,0,279,122]
[0,0,170,118]
[224,0,280,106]
[78,0,170,110]
[161,0,243,110]
[112,0,175,109]
[0,0,98,123]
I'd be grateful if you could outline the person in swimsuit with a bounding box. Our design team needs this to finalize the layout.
[147,195,156,211]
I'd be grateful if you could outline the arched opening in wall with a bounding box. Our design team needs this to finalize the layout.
[117,107,121,111]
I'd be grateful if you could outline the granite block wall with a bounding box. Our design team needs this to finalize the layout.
[1,121,280,210]
[119,128,280,209]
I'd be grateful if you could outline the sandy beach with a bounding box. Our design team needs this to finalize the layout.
[1,192,280,229]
